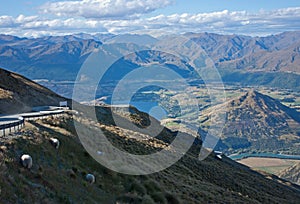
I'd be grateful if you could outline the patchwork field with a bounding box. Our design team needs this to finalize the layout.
[238,157,300,174]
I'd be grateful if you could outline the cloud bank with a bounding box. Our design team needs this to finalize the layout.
[1,2,300,37]
[40,0,173,19]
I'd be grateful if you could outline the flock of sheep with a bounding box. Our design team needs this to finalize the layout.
[20,137,95,184]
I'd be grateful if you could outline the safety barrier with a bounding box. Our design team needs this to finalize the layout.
[0,110,66,136]
[0,117,25,136]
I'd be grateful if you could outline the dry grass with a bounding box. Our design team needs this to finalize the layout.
[238,157,299,174]
[0,110,300,203]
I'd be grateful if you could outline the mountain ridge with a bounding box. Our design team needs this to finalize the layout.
[200,90,300,153]
[1,31,300,82]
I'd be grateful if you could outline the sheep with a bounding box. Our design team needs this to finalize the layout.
[20,154,33,169]
[85,173,95,184]
[49,137,60,149]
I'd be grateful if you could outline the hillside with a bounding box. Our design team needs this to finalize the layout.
[200,90,300,153]
[0,68,67,114]
[279,162,300,185]
[0,70,300,203]
[1,106,300,203]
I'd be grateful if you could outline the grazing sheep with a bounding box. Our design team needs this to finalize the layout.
[20,154,33,169]
[49,137,60,149]
[85,174,95,184]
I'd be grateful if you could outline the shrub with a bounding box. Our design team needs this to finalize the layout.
[116,194,142,204]
[165,192,181,204]
[141,195,155,204]
[151,192,167,204]
[144,179,162,194]
[128,181,146,195]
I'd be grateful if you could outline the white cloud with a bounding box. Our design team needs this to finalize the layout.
[1,7,300,37]
[40,0,173,19]
[0,16,16,27]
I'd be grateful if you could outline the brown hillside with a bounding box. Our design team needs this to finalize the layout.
[0,68,67,114]
[200,90,300,153]
[1,107,300,203]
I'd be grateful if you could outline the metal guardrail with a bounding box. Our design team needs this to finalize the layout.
[0,110,66,136]
[0,117,25,136]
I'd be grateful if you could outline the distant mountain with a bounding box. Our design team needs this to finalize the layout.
[200,90,300,153]
[106,34,158,46]
[0,31,300,90]
[0,34,103,80]
[0,68,67,114]
[186,31,300,73]
[279,162,300,185]
[72,33,116,42]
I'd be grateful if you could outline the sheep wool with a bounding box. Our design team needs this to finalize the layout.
[20,154,33,169]
[49,137,60,149]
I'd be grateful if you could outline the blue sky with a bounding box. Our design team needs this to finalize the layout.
[0,0,300,37]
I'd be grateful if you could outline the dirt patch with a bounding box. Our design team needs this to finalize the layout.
[238,157,297,167]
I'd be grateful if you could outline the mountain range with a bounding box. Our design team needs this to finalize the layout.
[0,31,300,91]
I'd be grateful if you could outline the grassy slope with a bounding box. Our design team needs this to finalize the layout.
[0,108,300,203]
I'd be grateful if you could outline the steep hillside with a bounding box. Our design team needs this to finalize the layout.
[279,162,300,185]
[200,90,300,153]
[1,106,300,203]
[0,68,67,114]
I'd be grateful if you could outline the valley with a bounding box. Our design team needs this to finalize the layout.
[38,79,300,156]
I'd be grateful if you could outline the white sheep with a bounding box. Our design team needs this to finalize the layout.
[49,137,60,149]
[85,174,95,184]
[20,154,33,169]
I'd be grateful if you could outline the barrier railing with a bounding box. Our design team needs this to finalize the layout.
[0,110,66,136]
[0,117,25,136]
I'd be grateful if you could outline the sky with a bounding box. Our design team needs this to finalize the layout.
[0,0,300,37]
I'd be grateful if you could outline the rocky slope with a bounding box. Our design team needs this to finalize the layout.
[279,162,300,185]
